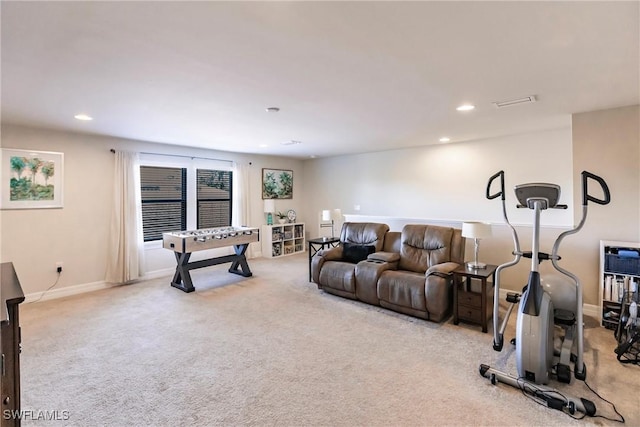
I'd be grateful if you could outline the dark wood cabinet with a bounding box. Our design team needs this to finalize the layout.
[453,264,496,333]
[1,263,24,427]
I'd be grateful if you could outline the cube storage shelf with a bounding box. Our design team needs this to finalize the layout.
[599,240,640,330]
[262,223,305,258]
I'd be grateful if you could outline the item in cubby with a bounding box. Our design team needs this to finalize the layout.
[272,243,282,257]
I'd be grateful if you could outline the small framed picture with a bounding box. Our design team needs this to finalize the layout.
[262,168,293,199]
[1,148,64,209]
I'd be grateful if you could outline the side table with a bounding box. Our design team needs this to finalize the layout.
[452,264,497,333]
[307,237,340,281]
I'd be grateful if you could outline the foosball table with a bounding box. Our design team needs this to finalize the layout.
[163,226,259,292]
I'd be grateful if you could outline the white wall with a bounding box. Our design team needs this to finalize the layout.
[572,105,640,242]
[302,112,640,307]
[302,128,573,231]
[0,124,305,296]
[568,105,640,306]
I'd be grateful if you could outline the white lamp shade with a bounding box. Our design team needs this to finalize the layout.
[322,210,331,221]
[264,199,275,213]
[462,222,492,239]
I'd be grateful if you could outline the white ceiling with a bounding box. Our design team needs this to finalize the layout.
[2,1,638,159]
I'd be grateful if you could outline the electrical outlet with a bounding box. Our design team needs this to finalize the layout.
[56,262,63,273]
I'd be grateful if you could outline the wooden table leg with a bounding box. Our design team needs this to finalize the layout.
[453,274,459,325]
[229,244,253,277]
[481,277,488,333]
[171,252,195,293]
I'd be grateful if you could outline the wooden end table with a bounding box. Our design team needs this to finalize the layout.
[452,264,497,333]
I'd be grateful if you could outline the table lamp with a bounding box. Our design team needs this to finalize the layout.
[264,199,275,225]
[462,221,492,269]
[320,209,334,238]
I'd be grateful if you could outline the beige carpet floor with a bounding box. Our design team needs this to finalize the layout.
[19,253,638,426]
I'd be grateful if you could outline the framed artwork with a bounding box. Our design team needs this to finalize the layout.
[1,148,64,209]
[262,168,293,199]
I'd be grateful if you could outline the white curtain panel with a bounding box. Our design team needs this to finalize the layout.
[105,150,145,284]
[232,161,255,258]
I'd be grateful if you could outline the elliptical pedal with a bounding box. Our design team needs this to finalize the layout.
[506,292,520,304]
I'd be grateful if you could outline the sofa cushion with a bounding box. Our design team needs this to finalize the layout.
[399,224,454,273]
[377,270,427,311]
[342,242,375,264]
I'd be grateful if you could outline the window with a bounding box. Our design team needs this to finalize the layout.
[197,169,233,229]
[140,166,187,242]
[140,161,234,242]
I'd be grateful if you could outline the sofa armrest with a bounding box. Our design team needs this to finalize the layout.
[367,251,400,263]
[424,262,461,322]
[319,246,344,261]
[311,246,344,284]
[425,262,460,278]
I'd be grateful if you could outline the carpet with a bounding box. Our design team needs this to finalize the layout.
[19,253,638,426]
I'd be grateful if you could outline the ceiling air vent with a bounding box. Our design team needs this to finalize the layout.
[493,95,537,108]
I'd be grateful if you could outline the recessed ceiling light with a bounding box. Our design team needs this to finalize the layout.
[265,107,280,113]
[74,114,93,121]
[281,140,302,146]
[439,137,451,143]
[456,104,475,112]
[259,144,268,148]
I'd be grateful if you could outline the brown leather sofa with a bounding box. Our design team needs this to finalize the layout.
[312,222,465,322]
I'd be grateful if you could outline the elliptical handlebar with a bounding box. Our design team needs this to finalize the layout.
[550,170,610,380]
[582,171,611,206]
[486,170,505,200]
[553,171,611,257]
[486,170,521,351]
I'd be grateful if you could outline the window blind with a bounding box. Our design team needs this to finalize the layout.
[140,166,187,241]
[197,169,232,229]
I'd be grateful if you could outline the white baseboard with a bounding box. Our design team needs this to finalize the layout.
[24,269,175,304]
[24,280,118,304]
[142,268,174,280]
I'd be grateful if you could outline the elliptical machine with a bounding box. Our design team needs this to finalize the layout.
[479,170,610,417]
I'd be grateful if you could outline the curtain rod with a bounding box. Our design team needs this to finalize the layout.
[110,148,233,164]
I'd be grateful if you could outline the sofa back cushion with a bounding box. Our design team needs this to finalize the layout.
[399,224,461,273]
[340,222,389,252]
[382,231,402,253]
